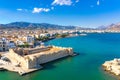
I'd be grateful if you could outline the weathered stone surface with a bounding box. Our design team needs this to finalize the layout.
[103,58,120,76]
[0,46,74,75]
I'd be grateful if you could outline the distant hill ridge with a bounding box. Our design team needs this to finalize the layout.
[0,22,76,29]
[106,23,120,30]
[98,22,120,30]
[1,21,120,30]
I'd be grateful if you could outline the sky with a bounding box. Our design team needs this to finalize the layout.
[0,0,120,28]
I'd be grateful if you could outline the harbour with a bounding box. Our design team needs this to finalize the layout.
[1,0,120,79]
[0,33,119,80]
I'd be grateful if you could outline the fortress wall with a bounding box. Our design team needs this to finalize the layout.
[52,46,73,55]
[7,46,73,69]
[24,57,35,69]
[8,49,29,68]
[31,49,72,65]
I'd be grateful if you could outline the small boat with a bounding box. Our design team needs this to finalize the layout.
[79,33,87,36]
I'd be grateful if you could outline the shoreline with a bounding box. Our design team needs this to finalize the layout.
[102,58,120,80]
[102,66,120,80]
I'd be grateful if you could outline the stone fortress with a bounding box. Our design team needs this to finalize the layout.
[0,45,74,75]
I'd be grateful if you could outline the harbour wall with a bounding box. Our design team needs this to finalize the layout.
[7,46,73,69]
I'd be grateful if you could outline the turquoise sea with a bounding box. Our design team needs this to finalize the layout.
[1,33,120,80]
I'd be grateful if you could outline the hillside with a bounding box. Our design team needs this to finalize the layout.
[106,23,120,30]
[0,22,76,29]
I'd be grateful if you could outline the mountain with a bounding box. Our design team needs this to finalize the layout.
[0,22,76,29]
[106,23,120,30]
[97,25,107,30]
[96,22,120,30]
[2,21,120,30]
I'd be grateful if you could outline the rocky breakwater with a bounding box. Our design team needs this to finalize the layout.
[103,58,120,76]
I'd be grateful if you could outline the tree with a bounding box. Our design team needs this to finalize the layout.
[24,42,29,48]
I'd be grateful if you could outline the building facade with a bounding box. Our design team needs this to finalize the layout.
[0,38,9,52]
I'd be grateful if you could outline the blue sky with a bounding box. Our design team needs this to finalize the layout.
[0,0,120,28]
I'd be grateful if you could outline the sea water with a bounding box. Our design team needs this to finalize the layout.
[1,33,120,80]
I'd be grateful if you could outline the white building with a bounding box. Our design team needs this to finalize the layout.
[0,38,9,52]
[8,41,16,48]
[16,40,24,45]
[40,33,50,37]
[25,36,34,43]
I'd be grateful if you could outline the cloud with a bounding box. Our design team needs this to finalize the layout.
[76,0,79,3]
[17,8,23,11]
[52,0,72,6]
[17,8,28,12]
[51,7,54,10]
[97,0,100,5]
[32,8,50,13]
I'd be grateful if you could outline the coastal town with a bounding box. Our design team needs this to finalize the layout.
[0,28,120,76]
[0,28,120,52]
[1,0,120,79]
[1,29,120,52]
[0,29,77,75]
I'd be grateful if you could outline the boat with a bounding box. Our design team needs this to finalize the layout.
[79,33,87,36]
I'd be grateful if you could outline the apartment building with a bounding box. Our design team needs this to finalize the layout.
[0,38,8,51]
